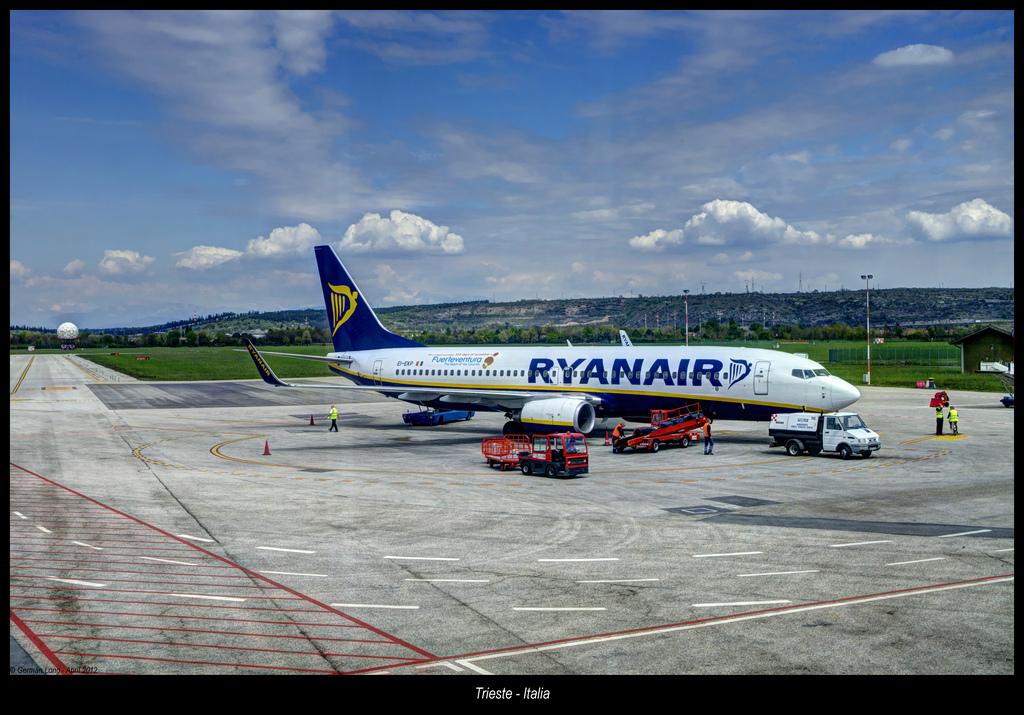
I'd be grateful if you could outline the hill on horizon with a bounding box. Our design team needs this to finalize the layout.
[19,285,1009,335]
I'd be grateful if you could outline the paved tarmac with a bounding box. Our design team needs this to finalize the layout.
[9,353,1014,675]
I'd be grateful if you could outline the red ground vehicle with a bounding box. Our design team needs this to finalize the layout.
[613,403,708,453]
[482,434,531,470]
[518,433,589,477]
[929,391,950,408]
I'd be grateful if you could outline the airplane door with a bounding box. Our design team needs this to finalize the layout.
[753,361,770,395]
[372,359,383,385]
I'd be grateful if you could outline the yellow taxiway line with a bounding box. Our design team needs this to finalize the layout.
[10,355,35,396]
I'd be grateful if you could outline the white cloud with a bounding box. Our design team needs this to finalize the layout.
[734,269,782,283]
[272,11,334,76]
[709,250,753,265]
[873,44,954,67]
[890,138,911,152]
[627,200,827,253]
[336,11,490,66]
[98,249,155,275]
[339,210,464,254]
[906,198,1013,242]
[246,223,323,258]
[837,233,876,249]
[774,150,811,163]
[11,259,31,280]
[628,228,683,252]
[374,263,421,304]
[63,258,86,275]
[571,201,656,222]
[934,127,955,141]
[176,245,244,270]
[684,199,825,246]
[75,11,393,223]
[835,233,911,250]
[958,109,997,126]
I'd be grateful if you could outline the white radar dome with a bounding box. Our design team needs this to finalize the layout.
[57,322,80,340]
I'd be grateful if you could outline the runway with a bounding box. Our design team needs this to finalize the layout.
[9,353,1014,674]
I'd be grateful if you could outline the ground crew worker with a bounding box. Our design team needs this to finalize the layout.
[935,405,944,435]
[329,405,339,432]
[703,418,714,455]
[947,405,959,435]
[611,422,624,441]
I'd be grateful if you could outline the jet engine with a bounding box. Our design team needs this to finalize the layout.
[519,398,596,434]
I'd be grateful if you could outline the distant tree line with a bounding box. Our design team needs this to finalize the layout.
[8,325,333,350]
[403,320,973,345]
[7,319,996,350]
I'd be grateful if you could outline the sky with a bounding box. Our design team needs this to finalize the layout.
[9,10,1015,328]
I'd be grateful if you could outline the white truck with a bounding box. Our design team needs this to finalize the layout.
[769,411,881,459]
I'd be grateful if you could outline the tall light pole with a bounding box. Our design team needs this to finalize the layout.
[861,274,873,385]
[683,289,690,346]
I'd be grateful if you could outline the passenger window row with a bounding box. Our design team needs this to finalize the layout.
[395,368,525,377]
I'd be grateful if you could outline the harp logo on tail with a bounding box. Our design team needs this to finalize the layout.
[328,284,360,336]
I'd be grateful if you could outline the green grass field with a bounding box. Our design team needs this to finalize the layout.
[35,340,1005,392]
[73,345,336,381]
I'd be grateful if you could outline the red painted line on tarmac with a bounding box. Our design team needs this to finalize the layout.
[11,542,209,552]
[13,607,364,627]
[8,510,128,516]
[38,633,422,660]
[11,585,302,598]
[10,575,285,589]
[10,511,127,518]
[9,595,326,613]
[9,565,255,579]
[11,548,220,556]
[9,536,189,545]
[12,524,168,532]
[51,650,341,674]
[8,553,235,569]
[9,609,71,675]
[10,520,133,525]
[9,556,236,570]
[22,619,393,643]
[9,462,435,659]
[351,572,1017,674]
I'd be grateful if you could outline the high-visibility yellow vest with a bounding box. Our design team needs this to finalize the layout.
[935,407,944,418]
[330,408,338,420]
[948,409,958,423]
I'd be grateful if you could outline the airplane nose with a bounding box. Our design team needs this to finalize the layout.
[833,379,861,409]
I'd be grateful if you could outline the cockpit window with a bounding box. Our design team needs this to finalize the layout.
[803,369,815,379]
[813,369,830,377]
[792,369,807,379]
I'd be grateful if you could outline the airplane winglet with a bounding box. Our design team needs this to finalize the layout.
[245,339,287,387]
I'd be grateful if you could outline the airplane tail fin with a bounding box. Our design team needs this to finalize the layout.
[314,245,424,353]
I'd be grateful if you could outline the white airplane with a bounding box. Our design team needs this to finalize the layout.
[980,361,1014,394]
[245,245,861,434]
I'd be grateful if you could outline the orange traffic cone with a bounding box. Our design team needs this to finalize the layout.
[309,414,315,425]
[263,440,271,456]
[604,431,611,445]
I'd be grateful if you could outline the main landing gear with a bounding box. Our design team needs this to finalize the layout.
[503,420,526,436]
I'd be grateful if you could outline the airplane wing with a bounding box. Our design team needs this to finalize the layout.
[243,340,598,406]
[234,348,352,365]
